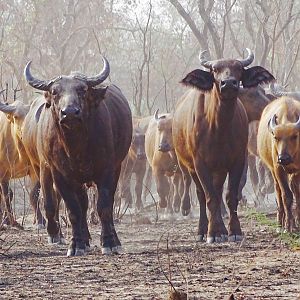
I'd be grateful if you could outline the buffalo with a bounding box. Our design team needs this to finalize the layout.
[173,49,274,243]
[24,57,132,256]
[237,86,276,206]
[145,110,183,217]
[0,98,45,228]
[117,116,151,211]
[257,96,300,232]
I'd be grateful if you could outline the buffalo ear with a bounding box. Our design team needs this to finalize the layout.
[242,66,275,88]
[35,103,45,122]
[90,86,108,105]
[181,69,214,91]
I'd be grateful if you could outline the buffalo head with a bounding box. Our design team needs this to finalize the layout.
[154,109,173,153]
[0,95,30,139]
[181,49,274,99]
[24,57,109,129]
[268,114,300,167]
[131,127,146,160]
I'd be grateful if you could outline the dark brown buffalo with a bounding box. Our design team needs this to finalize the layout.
[237,86,276,205]
[173,49,274,243]
[24,57,132,256]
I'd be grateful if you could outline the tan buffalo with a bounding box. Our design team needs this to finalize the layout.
[117,117,150,211]
[0,99,45,228]
[173,49,274,243]
[145,110,183,216]
[257,96,300,232]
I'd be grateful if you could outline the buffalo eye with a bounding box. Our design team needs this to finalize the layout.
[77,86,88,97]
[51,87,59,96]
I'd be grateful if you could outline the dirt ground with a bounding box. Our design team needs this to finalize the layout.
[1,200,300,300]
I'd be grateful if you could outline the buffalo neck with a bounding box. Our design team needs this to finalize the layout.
[205,85,237,134]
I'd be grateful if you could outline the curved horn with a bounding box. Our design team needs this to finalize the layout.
[199,50,213,69]
[0,101,16,114]
[81,56,110,87]
[270,82,300,100]
[238,48,254,67]
[294,116,300,130]
[24,61,52,91]
[154,109,159,120]
[268,114,278,132]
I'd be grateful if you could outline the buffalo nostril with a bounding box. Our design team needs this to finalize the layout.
[278,154,292,165]
[221,80,225,86]
[75,108,81,115]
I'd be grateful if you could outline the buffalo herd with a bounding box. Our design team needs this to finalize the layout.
[0,49,299,256]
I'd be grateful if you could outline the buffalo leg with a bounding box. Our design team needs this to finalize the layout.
[40,165,62,244]
[194,158,226,243]
[291,174,300,228]
[190,171,208,241]
[52,171,85,256]
[259,161,274,195]
[272,172,285,229]
[154,170,170,209]
[1,182,15,226]
[142,166,152,203]
[237,155,248,204]
[119,158,133,208]
[76,187,91,248]
[226,160,245,241]
[97,166,121,254]
[179,163,192,216]
[134,163,146,211]
[172,172,182,213]
[273,168,295,232]
[29,180,46,228]
[248,155,259,195]
[213,172,228,238]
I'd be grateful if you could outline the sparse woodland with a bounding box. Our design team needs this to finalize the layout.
[0,0,299,114]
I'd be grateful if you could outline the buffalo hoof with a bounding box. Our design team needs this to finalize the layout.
[112,246,122,254]
[173,207,180,214]
[207,235,227,243]
[47,235,66,245]
[101,247,112,255]
[197,235,206,242]
[181,208,190,217]
[75,248,86,256]
[67,248,75,257]
[228,235,243,242]
[206,236,216,244]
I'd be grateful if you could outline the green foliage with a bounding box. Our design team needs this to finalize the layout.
[246,208,300,250]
